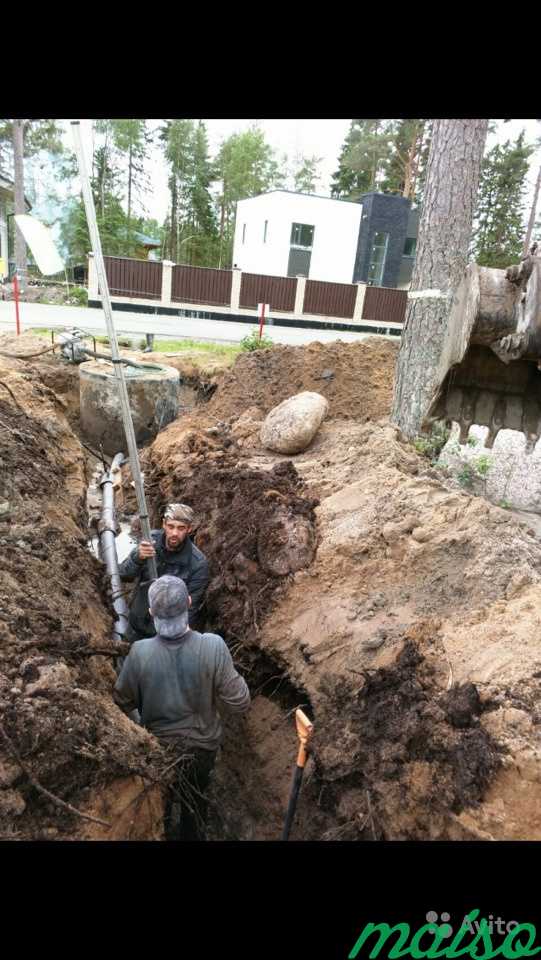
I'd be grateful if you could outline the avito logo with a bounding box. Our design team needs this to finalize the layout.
[348,908,540,959]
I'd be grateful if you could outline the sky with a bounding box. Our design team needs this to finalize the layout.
[57,118,541,230]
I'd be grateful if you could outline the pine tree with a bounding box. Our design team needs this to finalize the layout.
[473,132,535,268]
[160,119,218,266]
[110,119,152,255]
[293,154,322,194]
[380,119,432,201]
[331,120,393,199]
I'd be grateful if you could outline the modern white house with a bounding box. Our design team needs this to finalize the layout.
[232,190,363,285]
[232,189,419,289]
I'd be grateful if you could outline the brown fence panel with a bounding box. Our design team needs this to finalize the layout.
[239,273,297,312]
[172,265,232,306]
[303,279,356,319]
[362,286,407,325]
[103,256,162,299]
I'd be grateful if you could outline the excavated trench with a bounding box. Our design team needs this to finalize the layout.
[0,334,512,841]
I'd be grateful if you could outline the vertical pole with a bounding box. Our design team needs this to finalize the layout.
[258,302,266,339]
[13,273,21,335]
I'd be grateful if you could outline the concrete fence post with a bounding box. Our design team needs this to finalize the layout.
[87,253,98,299]
[161,260,174,306]
[353,282,367,321]
[230,267,242,311]
[294,275,307,315]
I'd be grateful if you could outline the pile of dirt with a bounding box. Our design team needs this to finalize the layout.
[0,334,165,840]
[146,399,541,840]
[146,419,319,646]
[206,338,398,421]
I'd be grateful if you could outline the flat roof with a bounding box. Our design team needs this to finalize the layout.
[239,189,361,206]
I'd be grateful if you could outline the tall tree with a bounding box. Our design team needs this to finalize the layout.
[110,119,152,254]
[0,119,63,290]
[391,119,489,439]
[60,138,128,262]
[160,119,218,266]
[213,126,283,267]
[380,119,432,201]
[472,132,535,268]
[331,120,393,199]
[293,154,322,194]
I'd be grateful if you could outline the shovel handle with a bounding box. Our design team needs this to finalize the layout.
[295,708,313,768]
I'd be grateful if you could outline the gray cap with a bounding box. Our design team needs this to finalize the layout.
[163,503,195,525]
[148,575,190,639]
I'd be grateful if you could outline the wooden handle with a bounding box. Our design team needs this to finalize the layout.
[295,709,313,768]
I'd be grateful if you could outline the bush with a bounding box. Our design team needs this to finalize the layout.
[413,421,451,463]
[240,329,274,352]
[67,286,88,306]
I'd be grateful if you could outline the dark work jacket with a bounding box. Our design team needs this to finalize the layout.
[118,530,209,638]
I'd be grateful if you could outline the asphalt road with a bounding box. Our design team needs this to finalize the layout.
[0,300,387,347]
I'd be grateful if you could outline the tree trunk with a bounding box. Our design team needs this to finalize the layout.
[523,163,541,255]
[12,119,27,292]
[391,119,489,439]
[127,140,133,252]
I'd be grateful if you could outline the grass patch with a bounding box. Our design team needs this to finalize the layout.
[149,338,240,358]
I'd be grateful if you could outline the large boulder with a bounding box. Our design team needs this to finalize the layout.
[260,391,329,454]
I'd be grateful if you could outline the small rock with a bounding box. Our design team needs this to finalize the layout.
[0,501,11,518]
[362,635,385,650]
[0,758,22,788]
[411,526,433,543]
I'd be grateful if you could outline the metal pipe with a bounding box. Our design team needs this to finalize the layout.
[98,452,130,645]
[71,120,157,581]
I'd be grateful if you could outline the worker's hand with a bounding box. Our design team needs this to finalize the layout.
[138,540,156,561]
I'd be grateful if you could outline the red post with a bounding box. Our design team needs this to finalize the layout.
[258,301,266,339]
[13,273,21,336]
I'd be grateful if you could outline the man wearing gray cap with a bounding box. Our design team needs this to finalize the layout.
[114,574,250,841]
[119,503,209,643]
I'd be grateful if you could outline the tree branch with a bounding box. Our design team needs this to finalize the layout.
[0,723,111,829]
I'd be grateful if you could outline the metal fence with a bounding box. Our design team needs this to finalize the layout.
[239,273,297,312]
[172,264,232,306]
[303,279,357,319]
[103,256,162,299]
[362,285,407,325]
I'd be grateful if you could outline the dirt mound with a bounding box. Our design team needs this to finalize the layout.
[0,340,165,840]
[313,642,502,840]
[146,422,319,645]
[207,338,398,421]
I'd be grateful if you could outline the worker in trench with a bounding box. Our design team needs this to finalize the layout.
[118,503,209,643]
[113,574,251,840]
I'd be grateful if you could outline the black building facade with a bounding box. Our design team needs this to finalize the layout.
[353,192,418,288]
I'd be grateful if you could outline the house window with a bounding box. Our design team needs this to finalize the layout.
[242,224,246,244]
[290,222,314,249]
[404,237,417,257]
[367,232,389,286]
[263,220,268,243]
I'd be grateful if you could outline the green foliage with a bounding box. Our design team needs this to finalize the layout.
[68,286,88,305]
[457,463,476,488]
[213,125,284,267]
[331,119,431,202]
[293,155,322,194]
[240,329,275,352]
[473,132,535,267]
[466,435,479,447]
[160,119,218,267]
[498,499,511,510]
[412,422,451,462]
[473,454,491,477]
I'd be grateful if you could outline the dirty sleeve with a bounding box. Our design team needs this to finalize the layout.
[187,557,210,625]
[214,638,251,714]
[118,545,144,581]
[113,649,142,714]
